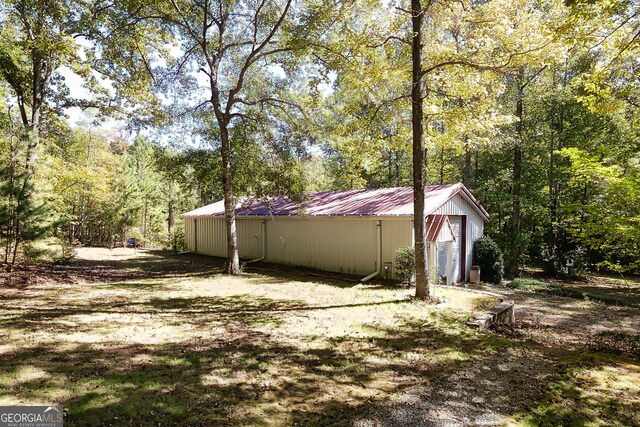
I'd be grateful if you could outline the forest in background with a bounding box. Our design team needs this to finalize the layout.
[0,0,638,277]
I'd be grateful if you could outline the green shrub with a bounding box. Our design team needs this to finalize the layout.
[165,226,185,252]
[58,238,76,262]
[473,236,504,284]
[395,246,415,284]
[542,246,588,278]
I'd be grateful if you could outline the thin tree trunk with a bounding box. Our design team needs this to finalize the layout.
[388,150,393,187]
[5,112,16,265]
[143,197,148,241]
[70,202,76,243]
[220,124,241,274]
[510,73,524,276]
[168,198,174,233]
[197,0,290,275]
[463,142,471,189]
[459,95,471,189]
[412,0,429,300]
[3,32,51,267]
[474,148,478,182]
[439,144,445,184]
[168,186,175,251]
[80,195,86,242]
[395,151,400,187]
[11,221,20,270]
[549,96,557,263]
[549,67,565,269]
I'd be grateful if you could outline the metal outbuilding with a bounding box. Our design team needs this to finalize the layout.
[181,183,489,283]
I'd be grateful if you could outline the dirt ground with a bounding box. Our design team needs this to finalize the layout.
[459,280,640,348]
[1,248,638,426]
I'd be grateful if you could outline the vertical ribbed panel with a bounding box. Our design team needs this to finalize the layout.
[194,217,226,257]
[184,218,194,250]
[188,217,262,259]
[265,217,377,276]
[381,219,413,280]
[237,219,262,259]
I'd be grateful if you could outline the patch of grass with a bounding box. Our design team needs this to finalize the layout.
[507,277,640,307]
[0,248,513,425]
[591,332,640,356]
[507,278,548,290]
[562,285,640,307]
[517,353,640,427]
[3,248,637,426]
[470,295,500,312]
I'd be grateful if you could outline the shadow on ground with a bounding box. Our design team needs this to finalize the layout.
[0,310,520,426]
[3,308,637,426]
[0,249,391,291]
[1,249,638,426]
[0,249,224,288]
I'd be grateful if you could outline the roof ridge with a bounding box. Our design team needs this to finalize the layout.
[303,183,457,195]
[181,183,489,219]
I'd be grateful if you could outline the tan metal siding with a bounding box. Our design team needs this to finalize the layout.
[195,217,226,257]
[184,218,195,251]
[264,217,377,276]
[237,219,263,259]
[186,217,261,259]
[381,219,413,280]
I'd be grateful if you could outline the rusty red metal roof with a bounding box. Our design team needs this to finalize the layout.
[182,183,489,219]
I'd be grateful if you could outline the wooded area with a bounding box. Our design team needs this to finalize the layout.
[0,0,638,287]
[1,2,639,424]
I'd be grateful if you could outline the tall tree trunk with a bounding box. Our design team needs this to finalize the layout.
[193,0,290,275]
[549,96,557,262]
[5,113,16,265]
[11,220,20,270]
[509,73,524,276]
[395,151,400,187]
[387,150,393,187]
[412,0,429,300]
[21,55,49,178]
[548,67,565,270]
[142,197,148,241]
[70,202,76,243]
[80,195,86,242]
[3,30,51,267]
[463,141,472,189]
[474,148,478,182]
[220,123,241,274]
[439,144,445,184]
[459,96,471,189]
[168,198,174,234]
[168,186,175,251]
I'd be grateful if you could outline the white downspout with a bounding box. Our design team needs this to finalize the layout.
[361,220,382,282]
[246,219,267,264]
